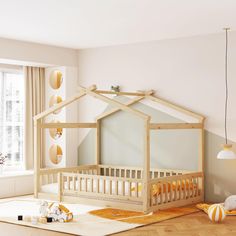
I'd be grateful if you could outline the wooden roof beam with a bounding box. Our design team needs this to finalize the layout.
[34,90,86,121]
[146,95,205,123]
[35,85,97,121]
[95,89,154,97]
[82,88,150,120]
[77,85,154,97]
[96,96,145,120]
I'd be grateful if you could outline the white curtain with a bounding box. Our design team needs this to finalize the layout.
[24,66,45,169]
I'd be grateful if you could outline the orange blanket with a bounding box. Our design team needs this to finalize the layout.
[196,203,236,216]
[132,180,196,196]
[152,180,196,196]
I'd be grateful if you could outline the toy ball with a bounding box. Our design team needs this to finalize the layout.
[208,204,226,223]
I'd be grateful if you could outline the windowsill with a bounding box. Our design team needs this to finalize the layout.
[0,170,33,178]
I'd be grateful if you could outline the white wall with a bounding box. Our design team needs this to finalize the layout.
[0,172,33,198]
[77,31,236,143]
[0,37,77,67]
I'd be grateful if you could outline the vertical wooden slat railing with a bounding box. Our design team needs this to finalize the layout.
[38,165,98,191]
[59,172,142,202]
[149,172,203,211]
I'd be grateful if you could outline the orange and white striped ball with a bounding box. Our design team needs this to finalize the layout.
[208,204,226,223]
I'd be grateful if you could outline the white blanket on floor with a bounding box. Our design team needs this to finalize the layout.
[0,199,140,236]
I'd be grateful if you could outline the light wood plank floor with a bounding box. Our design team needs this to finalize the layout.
[115,212,236,236]
[0,212,235,236]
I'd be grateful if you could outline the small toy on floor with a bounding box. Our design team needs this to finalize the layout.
[196,195,236,223]
[39,217,47,224]
[39,201,73,223]
[39,200,49,217]
[47,203,73,222]
[17,201,73,224]
[17,215,23,221]
[24,215,31,222]
[31,216,39,225]
[46,217,53,223]
[208,204,226,223]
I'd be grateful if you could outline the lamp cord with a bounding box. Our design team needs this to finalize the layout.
[224,28,229,145]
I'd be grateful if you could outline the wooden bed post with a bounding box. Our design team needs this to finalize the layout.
[143,118,150,213]
[34,120,41,198]
[58,172,62,202]
[96,120,101,174]
[199,120,205,201]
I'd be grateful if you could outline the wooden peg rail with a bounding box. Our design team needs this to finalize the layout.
[40,123,97,129]
[149,123,203,130]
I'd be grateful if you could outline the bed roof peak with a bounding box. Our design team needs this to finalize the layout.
[34,84,204,122]
[34,84,150,121]
[78,85,154,97]
[93,87,204,123]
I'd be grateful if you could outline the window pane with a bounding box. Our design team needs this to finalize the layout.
[0,71,24,168]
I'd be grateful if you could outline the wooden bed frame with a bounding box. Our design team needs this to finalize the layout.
[34,85,205,213]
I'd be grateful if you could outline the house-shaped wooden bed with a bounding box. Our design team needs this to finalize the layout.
[34,85,205,213]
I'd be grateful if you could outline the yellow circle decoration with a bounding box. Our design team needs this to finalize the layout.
[49,95,63,114]
[49,145,63,164]
[49,120,63,140]
[49,70,63,89]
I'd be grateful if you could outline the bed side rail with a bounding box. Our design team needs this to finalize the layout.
[39,165,98,187]
[149,171,203,209]
[59,172,143,202]
[98,165,193,179]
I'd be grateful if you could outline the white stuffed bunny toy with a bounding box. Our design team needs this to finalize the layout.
[224,195,236,211]
[39,201,49,217]
[48,204,61,222]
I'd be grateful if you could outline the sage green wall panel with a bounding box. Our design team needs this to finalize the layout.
[78,129,95,165]
[78,97,199,171]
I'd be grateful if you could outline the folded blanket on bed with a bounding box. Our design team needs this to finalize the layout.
[196,203,236,216]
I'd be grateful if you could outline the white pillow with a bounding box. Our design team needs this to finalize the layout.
[224,195,236,211]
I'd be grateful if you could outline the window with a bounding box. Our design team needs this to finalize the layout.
[0,71,24,169]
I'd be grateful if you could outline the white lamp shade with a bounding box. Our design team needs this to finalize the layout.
[217,144,236,159]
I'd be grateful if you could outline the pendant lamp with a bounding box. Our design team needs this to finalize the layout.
[217,28,236,159]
